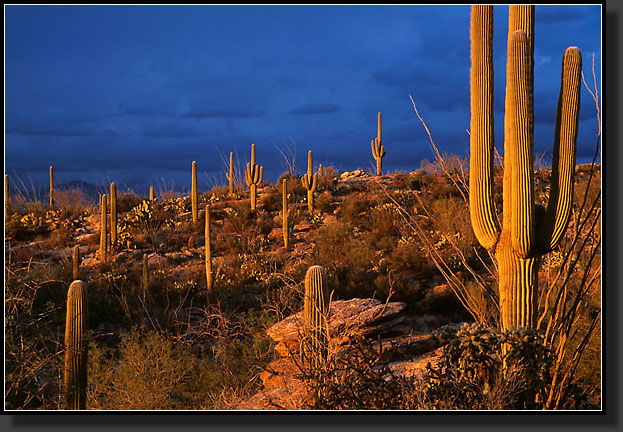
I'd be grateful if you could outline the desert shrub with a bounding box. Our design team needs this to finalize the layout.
[315,190,334,214]
[421,323,554,410]
[317,165,339,191]
[336,192,373,227]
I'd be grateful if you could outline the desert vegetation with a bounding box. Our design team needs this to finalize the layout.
[4,5,600,411]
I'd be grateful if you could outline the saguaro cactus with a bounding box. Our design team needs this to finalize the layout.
[303,265,329,370]
[99,194,107,263]
[64,280,88,410]
[244,144,263,211]
[191,161,198,224]
[110,182,117,247]
[149,186,154,202]
[72,245,80,281]
[371,113,386,176]
[49,166,54,209]
[301,150,318,213]
[205,205,213,301]
[469,5,581,330]
[281,179,290,249]
[226,151,235,196]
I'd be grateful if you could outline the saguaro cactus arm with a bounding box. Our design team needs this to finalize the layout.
[469,5,499,251]
[538,47,582,253]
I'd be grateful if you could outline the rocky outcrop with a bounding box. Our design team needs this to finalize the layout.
[237,298,463,410]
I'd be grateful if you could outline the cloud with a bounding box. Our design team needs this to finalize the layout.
[181,108,266,119]
[141,122,204,138]
[288,103,341,115]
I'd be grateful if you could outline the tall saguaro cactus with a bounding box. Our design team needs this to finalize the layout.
[49,166,54,209]
[191,161,198,224]
[244,144,263,211]
[149,186,155,201]
[226,151,235,196]
[469,5,581,330]
[301,150,318,213]
[303,265,329,370]
[110,182,117,247]
[371,112,386,176]
[281,179,290,249]
[72,245,80,281]
[205,204,213,301]
[64,280,88,410]
[99,194,107,264]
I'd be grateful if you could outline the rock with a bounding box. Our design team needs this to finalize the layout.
[340,169,368,180]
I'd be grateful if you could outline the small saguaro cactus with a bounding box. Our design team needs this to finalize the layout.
[72,245,80,281]
[469,5,582,331]
[226,151,235,196]
[301,150,318,213]
[149,186,154,201]
[64,280,88,410]
[49,165,54,209]
[110,182,117,247]
[191,161,198,224]
[244,144,263,211]
[303,265,329,370]
[281,179,290,249]
[99,194,107,263]
[371,112,386,176]
[205,204,213,301]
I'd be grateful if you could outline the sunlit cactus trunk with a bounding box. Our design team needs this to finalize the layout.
[303,265,329,370]
[281,180,290,249]
[205,204,213,303]
[301,150,317,214]
[244,144,263,211]
[191,161,198,224]
[226,151,235,196]
[99,194,107,264]
[149,186,154,201]
[64,280,88,410]
[110,182,117,247]
[49,166,54,209]
[469,5,581,331]
[371,113,386,176]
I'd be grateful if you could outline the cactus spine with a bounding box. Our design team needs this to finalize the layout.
[191,161,198,224]
[301,150,318,213]
[149,186,154,201]
[371,112,386,176]
[281,179,290,249]
[226,151,235,196]
[205,205,213,301]
[110,182,117,247]
[99,194,107,263]
[64,280,88,410]
[49,165,54,209]
[303,265,329,370]
[469,5,581,330]
[72,245,80,281]
[244,144,263,211]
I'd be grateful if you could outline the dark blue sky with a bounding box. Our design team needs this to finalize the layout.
[5,5,601,193]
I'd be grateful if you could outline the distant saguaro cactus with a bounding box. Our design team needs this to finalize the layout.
[469,5,581,330]
[281,179,290,249]
[371,113,386,176]
[226,151,235,196]
[64,280,88,410]
[191,161,198,224]
[205,205,213,301]
[49,166,54,209]
[244,144,263,211]
[149,186,154,201]
[303,265,329,370]
[72,245,80,280]
[99,194,107,263]
[110,182,117,247]
[301,150,318,213]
